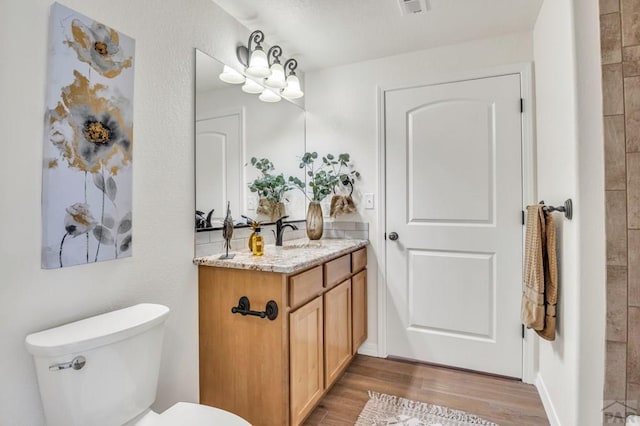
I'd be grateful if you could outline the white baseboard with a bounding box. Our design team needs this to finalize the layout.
[536,373,561,426]
[357,342,380,357]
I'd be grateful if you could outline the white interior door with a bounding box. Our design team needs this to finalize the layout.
[195,113,242,221]
[385,74,523,378]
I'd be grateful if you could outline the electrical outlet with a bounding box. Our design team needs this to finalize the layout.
[364,193,374,209]
[247,197,256,209]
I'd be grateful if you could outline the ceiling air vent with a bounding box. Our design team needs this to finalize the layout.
[397,0,429,16]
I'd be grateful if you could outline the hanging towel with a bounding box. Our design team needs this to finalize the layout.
[521,204,558,341]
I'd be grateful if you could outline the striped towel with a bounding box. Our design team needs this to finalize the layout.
[521,204,558,341]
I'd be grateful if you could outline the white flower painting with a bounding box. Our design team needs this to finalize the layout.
[42,3,135,268]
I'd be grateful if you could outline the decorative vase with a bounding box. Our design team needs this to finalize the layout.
[271,201,286,222]
[306,201,324,240]
[257,199,286,222]
[256,198,271,218]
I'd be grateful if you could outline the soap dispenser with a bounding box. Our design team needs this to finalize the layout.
[243,215,260,252]
[248,221,260,251]
[252,227,264,256]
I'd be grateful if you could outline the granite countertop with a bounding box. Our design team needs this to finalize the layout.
[194,238,368,274]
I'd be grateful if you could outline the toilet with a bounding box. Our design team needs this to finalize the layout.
[25,303,250,426]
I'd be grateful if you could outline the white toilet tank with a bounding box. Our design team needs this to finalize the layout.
[25,303,170,426]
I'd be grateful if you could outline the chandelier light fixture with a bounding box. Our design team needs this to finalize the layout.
[264,46,286,89]
[245,30,270,78]
[218,65,245,84]
[258,89,282,103]
[280,59,303,99]
[219,29,304,103]
[241,77,264,94]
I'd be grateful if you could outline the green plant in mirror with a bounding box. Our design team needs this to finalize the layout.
[247,157,294,220]
[289,152,361,203]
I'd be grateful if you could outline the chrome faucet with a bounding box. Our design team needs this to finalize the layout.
[275,216,298,246]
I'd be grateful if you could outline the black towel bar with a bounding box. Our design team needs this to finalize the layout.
[539,199,573,220]
[231,296,279,321]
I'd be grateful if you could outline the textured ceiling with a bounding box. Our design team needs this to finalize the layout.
[210,0,543,71]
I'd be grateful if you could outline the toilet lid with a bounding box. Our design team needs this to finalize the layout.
[157,402,251,426]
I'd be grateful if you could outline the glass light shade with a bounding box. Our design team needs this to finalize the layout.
[241,78,264,94]
[281,75,304,99]
[259,89,281,103]
[218,65,245,84]
[245,48,271,78]
[264,63,286,89]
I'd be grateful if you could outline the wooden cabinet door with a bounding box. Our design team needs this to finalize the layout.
[352,270,367,354]
[289,296,324,426]
[324,279,352,387]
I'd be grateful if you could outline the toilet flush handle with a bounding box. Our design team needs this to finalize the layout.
[49,355,86,371]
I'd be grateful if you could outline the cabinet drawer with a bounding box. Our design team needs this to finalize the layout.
[289,266,323,309]
[324,254,351,289]
[351,247,367,272]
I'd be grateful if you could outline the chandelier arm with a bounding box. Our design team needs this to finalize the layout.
[248,30,265,54]
[284,58,298,76]
[267,45,283,66]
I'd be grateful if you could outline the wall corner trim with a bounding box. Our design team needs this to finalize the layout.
[536,373,562,426]
[357,342,380,357]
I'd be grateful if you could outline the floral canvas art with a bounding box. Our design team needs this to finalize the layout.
[42,3,134,268]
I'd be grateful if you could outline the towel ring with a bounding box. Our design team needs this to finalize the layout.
[332,177,354,197]
[539,199,573,220]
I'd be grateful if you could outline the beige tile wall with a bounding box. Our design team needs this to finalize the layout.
[601,0,640,420]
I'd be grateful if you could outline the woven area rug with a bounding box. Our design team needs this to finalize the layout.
[355,392,498,426]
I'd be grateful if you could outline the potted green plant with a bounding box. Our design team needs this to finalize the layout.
[289,152,360,240]
[247,157,294,221]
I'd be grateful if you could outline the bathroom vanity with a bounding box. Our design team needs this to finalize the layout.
[195,239,368,426]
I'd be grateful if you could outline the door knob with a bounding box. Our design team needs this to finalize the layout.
[388,232,399,241]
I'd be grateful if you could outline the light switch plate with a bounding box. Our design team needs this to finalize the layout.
[247,197,256,209]
[364,193,374,209]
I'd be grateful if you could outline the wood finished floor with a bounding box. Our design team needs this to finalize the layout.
[303,355,549,426]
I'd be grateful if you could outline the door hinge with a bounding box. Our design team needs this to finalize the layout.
[520,98,524,113]
[384,232,387,240]
[522,324,525,339]
[522,210,525,225]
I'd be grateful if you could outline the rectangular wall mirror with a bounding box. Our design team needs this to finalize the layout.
[194,49,306,231]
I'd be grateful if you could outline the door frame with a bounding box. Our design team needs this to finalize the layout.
[375,62,537,384]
